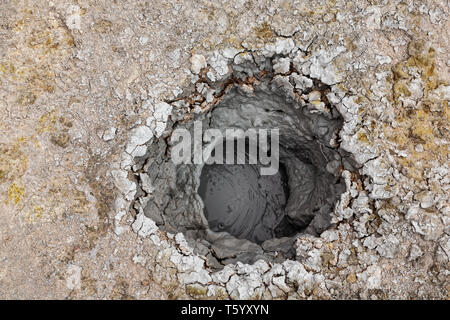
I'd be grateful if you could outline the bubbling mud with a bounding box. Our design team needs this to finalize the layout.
[198,140,290,244]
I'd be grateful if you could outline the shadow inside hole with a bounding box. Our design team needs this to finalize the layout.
[198,137,301,244]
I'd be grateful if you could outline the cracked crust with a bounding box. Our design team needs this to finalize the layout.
[0,0,448,299]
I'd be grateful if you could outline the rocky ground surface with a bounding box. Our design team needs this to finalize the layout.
[0,0,448,299]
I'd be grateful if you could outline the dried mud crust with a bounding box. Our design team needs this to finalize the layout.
[0,0,448,300]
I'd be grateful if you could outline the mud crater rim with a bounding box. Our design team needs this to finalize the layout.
[131,54,360,268]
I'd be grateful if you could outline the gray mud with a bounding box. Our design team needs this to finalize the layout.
[198,143,290,244]
[132,60,358,268]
